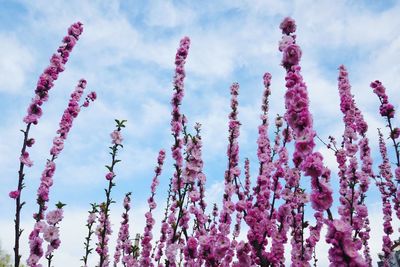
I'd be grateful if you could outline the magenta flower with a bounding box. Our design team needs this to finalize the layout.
[310,181,333,211]
[282,44,302,67]
[326,219,366,266]
[105,172,114,181]
[83,91,97,107]
[390,128,400,139]
[9,190,20,199]
[395,167,400,181]
[280,17,297,34]
[380,103,395,118]
[279,35,295,52]
[20,151,33,167]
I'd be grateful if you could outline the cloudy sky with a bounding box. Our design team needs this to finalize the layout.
[1,0,400,266]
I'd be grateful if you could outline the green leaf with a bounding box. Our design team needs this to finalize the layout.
[56,201,66,209]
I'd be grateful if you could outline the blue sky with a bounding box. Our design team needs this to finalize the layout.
[1,0,400,265]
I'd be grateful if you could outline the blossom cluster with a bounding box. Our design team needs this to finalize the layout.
[114,193,135,266]
[139,150,166,266]
[27,206,64,267]
[164,36,191,267]
[23,22,83,125]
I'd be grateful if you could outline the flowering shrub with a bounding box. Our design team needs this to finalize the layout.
[6,17,400,267]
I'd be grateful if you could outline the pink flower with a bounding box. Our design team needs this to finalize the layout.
[24,103,43,124]
[67,22,83,39]
[26,138,35,147]
[110,130,123,145]
[46,209,64,225]
[380,103,395,118]
[87,213,97,225]
[187,237,197,250]
[282,44,302,67]
[279,35,294,52]
[280,17,297,34]
[391,128,400,139]
[165,243,179,262]
[83,91,97,107]
[34,221,47,233]
[310,181,333,211]
[9,190,20,199]
[189,190,200,202]
[105,172,114,180]
[395,167,400,181]
[303,152,324,178]
[43,226,59,242]
[87,91,97,101]
[26,254,41,267]
[20,151,33,167]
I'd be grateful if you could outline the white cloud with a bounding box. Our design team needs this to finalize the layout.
[145,1,197,28]
[0,34,34,93]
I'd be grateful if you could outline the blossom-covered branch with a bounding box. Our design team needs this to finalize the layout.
[96,119,126,267]
[11,22,83,267]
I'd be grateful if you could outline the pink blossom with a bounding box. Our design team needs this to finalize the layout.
[87,212,97,225]
[46,209,63,225]
[303,152,324,178]
[395,167,400,180]
[105,172,114,180]
[380,103,395,118]
[83,91,97,107]
[310,181,333,211]
[43,226,59,242]
[9,190,20,199]
[20,151,33,167]
[282,44,302,68]
[280,17,297,34]
[26,138,35,147]
[279,35,295,52]
[391,128,400,139]
[110,130,123,145]
[67,22,83,39]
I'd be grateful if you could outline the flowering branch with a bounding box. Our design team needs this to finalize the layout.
[279,16,334,264]
[81,203,99,267]
[27,79,94,267]
[10,22,83,267]
[96,119,126,267]
[165,36,190,267]
[139,150,166,266]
